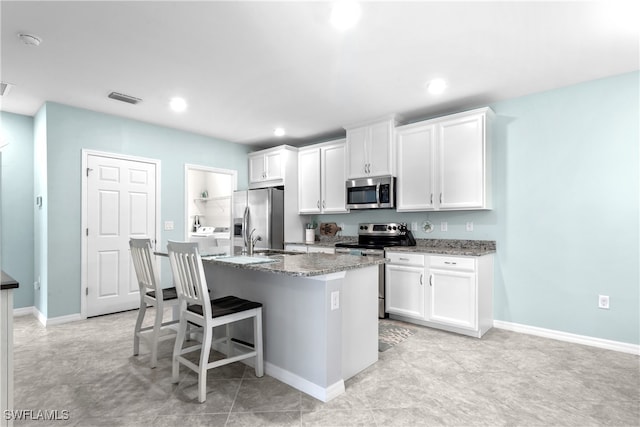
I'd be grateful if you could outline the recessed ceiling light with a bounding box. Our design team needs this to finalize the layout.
[426,78,447,95]
[330,1,361,31]
[274,127,286,137]
[169,97,187,112]
[18,33,42,47]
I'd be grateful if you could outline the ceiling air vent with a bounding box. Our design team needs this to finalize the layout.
[108,91,142,105]
[0,82,14,97]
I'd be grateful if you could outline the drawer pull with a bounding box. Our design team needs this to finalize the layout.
[444,261,457,265]
[399,257,410,261]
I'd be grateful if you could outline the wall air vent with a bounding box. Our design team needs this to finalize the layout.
[0,82,14,97]
[108,91,142,105]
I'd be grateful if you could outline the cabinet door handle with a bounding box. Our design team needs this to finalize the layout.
[440,193,443,204]
[317,200,320,209]
[430,193,433,204]
[429,274,434,286]
[322,200,326,209]
[420,274,423,285]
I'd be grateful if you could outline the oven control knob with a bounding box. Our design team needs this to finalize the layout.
[387,226,392,230]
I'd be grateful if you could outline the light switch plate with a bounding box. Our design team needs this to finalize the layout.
[331,291,340,310]
[164,221,174,231]
[441,221,448,232]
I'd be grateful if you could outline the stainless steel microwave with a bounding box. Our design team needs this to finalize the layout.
[345,176,395,209]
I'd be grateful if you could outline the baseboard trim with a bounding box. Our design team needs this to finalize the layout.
[13,306,35,317]
[31,308,83,327]
[493,320,639,355]
[211,341,345,402]
[265,362,345,403]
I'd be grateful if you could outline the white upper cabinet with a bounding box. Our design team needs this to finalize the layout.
[297,148,321,214]
[249,147,287,185]
[396,123,436,211]
[345,117,396,179]
[298,139,348,214]
[396,107,493,211]
[438,112,488,209]
[321,142,348,213]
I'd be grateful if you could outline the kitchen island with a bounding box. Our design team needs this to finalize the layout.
[201,252,383,402]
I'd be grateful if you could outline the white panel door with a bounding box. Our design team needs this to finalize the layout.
[86,154,157,317]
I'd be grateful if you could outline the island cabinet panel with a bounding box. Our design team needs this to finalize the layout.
[203,262,379,402]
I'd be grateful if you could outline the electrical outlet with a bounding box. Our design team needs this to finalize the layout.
[331,291,340,310]
[164,221,174,231]
[466,222,474,231]
[441,221,448,232]
[598,295,610,309]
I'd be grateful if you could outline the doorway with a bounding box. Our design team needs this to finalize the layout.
[185,164,237,255]
[81,150,160,318]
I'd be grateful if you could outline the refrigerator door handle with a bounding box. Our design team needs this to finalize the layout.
[242,206,250,249]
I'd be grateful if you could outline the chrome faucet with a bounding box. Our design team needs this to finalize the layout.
[246,228,262,255]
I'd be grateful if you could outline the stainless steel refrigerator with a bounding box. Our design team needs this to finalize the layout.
[233,187,285,251]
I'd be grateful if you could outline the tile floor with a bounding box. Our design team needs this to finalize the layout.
[11,309,640,426]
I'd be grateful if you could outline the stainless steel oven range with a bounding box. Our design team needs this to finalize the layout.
[335,223,416,318]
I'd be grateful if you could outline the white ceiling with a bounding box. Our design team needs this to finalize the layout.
[1,1,638,147]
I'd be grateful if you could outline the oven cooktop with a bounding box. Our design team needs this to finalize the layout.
[335,222,416,250]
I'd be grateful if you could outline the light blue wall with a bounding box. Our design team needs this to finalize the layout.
[42,102,250,317]
[318,71,640,345]
[0,112,35,309]
[4,72,638,345]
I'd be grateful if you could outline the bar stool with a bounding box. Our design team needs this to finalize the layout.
[167,241,264,403]
[130,238,179,368]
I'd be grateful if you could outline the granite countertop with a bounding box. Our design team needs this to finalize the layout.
[386,239,496,256]
[285,236,357,248]
[1,271,19,290]
[286,237,496,257]
[203,252,384,277]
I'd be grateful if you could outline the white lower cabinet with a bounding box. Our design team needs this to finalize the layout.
[385,251,494,338]
[385,253,425,320]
